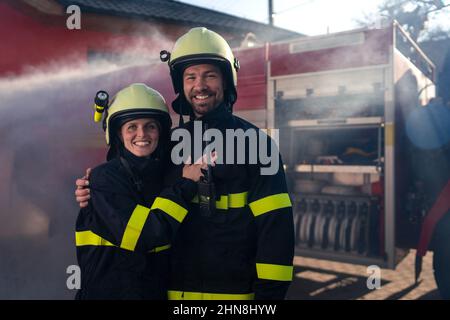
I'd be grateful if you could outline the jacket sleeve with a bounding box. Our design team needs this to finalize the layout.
[76,167,196,253]
[136,177,197,252]
[247,132,295,300]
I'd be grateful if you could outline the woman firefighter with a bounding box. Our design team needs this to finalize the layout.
[75,83,208,299]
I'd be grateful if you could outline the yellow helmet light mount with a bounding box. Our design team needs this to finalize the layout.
[93,90,109,122]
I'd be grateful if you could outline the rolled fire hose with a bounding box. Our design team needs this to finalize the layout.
[350,216,361,252]
[328,215,338,250]
[300,212,310,243]
[339,217,349,251]
[307,214,317,246]
[322,215,331,249]
[314,214,324,247]
[345,217,354,252]
[317,214,328,248]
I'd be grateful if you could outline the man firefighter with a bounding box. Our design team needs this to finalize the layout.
[76,27,295,300]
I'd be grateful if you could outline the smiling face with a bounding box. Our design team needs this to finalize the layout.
[182,63,225,118]
[119,118,160,157]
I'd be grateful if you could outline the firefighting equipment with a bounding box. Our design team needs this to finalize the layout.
[197,166,216,218]
[160,27,240,115]
[197,123,216,217]
[294,196,376,255]
[93,83,171,145]
[94,90,109,122]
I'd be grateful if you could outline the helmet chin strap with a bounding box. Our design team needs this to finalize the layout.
[176,91,233,126]
[178,98,185,126]
[179,113,184,127]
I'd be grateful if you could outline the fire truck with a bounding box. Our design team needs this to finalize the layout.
[0,21,448,299]
[233,21,450,298]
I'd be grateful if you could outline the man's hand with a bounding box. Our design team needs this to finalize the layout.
[182,162,207,182]
[182,152,217,182]
[75,168,91,208]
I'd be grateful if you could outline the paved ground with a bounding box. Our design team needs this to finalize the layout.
[286,249,441,300]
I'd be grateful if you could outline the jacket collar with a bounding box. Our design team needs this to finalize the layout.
[193,102,232,128]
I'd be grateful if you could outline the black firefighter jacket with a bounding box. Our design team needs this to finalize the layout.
[165,104,295,300]
[75,153,196,300]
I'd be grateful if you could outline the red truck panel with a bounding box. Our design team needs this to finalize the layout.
[269,28,392,77]
[234,47,267,110]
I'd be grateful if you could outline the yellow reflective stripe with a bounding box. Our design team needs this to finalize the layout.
[149,244,171,253]
[249,193,292,217]
[151,197,187,223]
[228,192,248,208]
[256,263,293,281]
[75,231,115,247]
[191,192,248,209]
[216,195,228,209]
[167,290,254,300]
[120,204,150,251]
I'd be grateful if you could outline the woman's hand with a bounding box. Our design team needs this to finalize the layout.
[75,168,91,208]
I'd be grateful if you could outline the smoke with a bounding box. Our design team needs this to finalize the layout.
[276,27,390,113]
[0,30,174,298]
